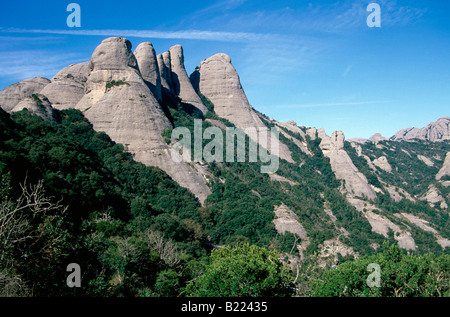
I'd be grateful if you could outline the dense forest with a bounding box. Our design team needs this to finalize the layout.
[0,103,449,297]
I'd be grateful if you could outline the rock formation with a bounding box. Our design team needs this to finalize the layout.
[39,62,90,109]
[11,93,58,122]
[272,203,307,239]
[194,53,294,163]
[318,129,377,200]
[306,127,317,141]
[372,156,392,173]
[417,154,434,167]
[436,152,450,180]
[168,45,208,115]
[74,37,211,203]
[369,133,387,142]
[347,197,416,250]
[390,117,450,142]
[134,42,162,102]
[275,121,312,156]
[157,52,173,96]
[422,185,448,209]
[0,77,50,112]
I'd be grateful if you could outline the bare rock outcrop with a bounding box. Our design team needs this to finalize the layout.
[157,52,173,97]
[436,152,450,180]
[11,93,58,122]
[306,127,317,140]
[269,173,298,186]
[275,121,312,156]
[195,53,294,163]
[319,239,359,266]
[418,154,434,167]
[134,42,162,102]
[168,45,208,115]
[39,62,90,109]
[0,77,50,112]
[369,133,387,142]
[347,197,416,250]
[318,129,377,200]
[273,203,310,260]
[421,184,448,209]
[391,117,450,142]
[372,156,392,173]
[74,37,211,203]
[273,203,307,239]
[395,213,450,249]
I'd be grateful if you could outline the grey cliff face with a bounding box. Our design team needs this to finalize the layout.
[74,37,211,204]
[11,93,58,122]
[0,77,50,112]
[134,42,162,103]
[319,129,377,200]
[39,62,90,110]
[436,152,450,181]
[168,45,208,115]
[195,53,294,163]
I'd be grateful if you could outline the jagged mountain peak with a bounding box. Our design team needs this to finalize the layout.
[390,116,450,142]
[193,50,295,163]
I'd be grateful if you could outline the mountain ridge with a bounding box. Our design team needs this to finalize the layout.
[0,36,449,259]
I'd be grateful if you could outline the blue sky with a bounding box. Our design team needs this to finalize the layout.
[0,0,449,139]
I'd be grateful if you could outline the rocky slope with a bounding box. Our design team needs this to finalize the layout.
[318,129,377,200]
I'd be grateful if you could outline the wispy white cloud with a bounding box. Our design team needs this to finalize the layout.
[0,27,273,42]
[342,65,353,78]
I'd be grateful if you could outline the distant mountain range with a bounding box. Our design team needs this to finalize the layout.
[348,117,450,144]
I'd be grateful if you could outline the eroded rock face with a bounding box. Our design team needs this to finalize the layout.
[369,133,387,142]
[319,129,377,200]
[195,53,294,163]
[436,152,450,180]
[273,203,307,239]
[391,117,450,142]
[157,52,172,94]
[134,42,162,102]
[169,45,208,115]
[373,156,392,173]
[75,37,211,204]
[306,127,317,140]
[418,154,434,167]
[0,77,50,112]
[275,121,312,156]
[39,62,90,109]
[347,197,416,251]
[422,184,448,209]
[11,93,58,122]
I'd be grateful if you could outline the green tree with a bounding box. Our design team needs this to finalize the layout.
[184,243,293,297]
[312,243,450,297]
